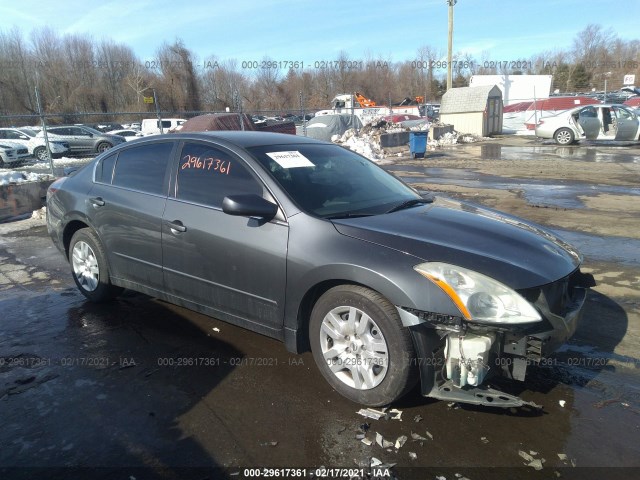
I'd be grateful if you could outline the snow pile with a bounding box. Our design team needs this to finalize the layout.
[51,156,92,166]
[31,206,47,220]
[333,128,385,161]
[431,131,486,147]
[0,171,53,186]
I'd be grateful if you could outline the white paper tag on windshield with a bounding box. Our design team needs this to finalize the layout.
[266,151,315,168]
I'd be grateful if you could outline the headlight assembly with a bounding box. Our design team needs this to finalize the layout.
[414,262,542,324]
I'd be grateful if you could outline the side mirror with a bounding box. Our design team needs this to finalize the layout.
[222,194,278,220]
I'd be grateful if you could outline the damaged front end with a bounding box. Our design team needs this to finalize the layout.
[401,266,595,409]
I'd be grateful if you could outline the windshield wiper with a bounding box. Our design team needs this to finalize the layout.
[385,197,434,214]
[325,213,376,220]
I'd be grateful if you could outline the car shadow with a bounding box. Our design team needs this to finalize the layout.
[0,288,244,479]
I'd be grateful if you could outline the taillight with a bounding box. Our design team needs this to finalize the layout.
[47,177,67,199]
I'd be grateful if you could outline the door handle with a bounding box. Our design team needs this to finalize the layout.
[90,197,105,207]
[167,220,187,233]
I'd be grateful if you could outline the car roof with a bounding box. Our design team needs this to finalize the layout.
[165,131,329,148]
[572,104,631,109]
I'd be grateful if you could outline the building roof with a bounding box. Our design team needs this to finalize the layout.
[440,85,502,114]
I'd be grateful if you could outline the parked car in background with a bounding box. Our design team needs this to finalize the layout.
[419,103,440,120]
[38,125,126,154]
[47,131,594,409]
[0,141,30,167]
[382,114,422,123]
[0,127,70,160]
[107,129,144,141]
[87,123,124,133]
[535,104,640,144]
[141,118,186,135]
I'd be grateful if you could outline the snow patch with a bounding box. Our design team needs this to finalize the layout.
[0,171,53,186]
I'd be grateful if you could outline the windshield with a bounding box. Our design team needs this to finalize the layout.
[17,128,37,137]
[248,144,420,218]
[81,126,104,135]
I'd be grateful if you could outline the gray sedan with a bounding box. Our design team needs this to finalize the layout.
[38,125,126,154]
[46,132,594,408]
[535,104,640,144]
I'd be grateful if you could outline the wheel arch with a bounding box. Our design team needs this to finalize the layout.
[292,279,371,353]
[284,263,424,354]
[62,219,91,259]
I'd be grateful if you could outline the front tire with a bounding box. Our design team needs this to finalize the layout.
[69,228,122,302]
[554,128,575,145]
[309,285,418,406]
[96,142,112,153]
[34,147,49,161]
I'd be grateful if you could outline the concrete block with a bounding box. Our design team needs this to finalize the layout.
[380,131,410,148]
[0,179,54,222]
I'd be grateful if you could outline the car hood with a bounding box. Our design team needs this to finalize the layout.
[331,197,582,289]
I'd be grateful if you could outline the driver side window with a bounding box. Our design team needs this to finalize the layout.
[614,107,633,120]
[175,142,263,208]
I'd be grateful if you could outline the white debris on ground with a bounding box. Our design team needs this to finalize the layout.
[0,171,53,186]
[518,450,546,470]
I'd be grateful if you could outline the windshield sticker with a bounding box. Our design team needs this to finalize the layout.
[266,151,315,168]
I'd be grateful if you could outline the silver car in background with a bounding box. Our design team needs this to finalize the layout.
[535,104,640,145]
[37,125,126,154]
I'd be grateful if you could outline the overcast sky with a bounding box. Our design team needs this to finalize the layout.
[1,0,638,67]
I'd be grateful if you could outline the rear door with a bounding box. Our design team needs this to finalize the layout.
[613,106,640,140]
[162,140,288,329]
[577,106,600,139]
[88,141,176,292]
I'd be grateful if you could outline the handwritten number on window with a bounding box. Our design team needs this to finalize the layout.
[181,155,231,175]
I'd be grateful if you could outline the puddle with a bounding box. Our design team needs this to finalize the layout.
[552,229,640,266]
[386,165,640,209]
[472,144,640,163]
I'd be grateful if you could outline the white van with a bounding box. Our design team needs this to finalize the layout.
[141,118,186,136]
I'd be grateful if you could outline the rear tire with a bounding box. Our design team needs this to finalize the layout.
[309,285,418,406]
[69,228,122,302]
[554,128,575,145]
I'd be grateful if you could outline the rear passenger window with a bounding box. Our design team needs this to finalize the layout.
[112,142,173,195]
[176,142,262,207]
[95,153,117,184]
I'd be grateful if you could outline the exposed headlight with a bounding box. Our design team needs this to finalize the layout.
[414,262,542,324]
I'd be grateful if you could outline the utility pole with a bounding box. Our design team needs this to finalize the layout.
[34,72,54,176]
[446,0,457,91]
[152,88,163,134]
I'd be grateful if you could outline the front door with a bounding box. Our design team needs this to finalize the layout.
[68,127,95,152]
[162,141,288,330]
[613,106,640,140]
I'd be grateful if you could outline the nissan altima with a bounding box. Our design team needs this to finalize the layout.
[47,132,594,407]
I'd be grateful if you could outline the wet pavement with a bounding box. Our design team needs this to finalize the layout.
[1,138,640,479]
